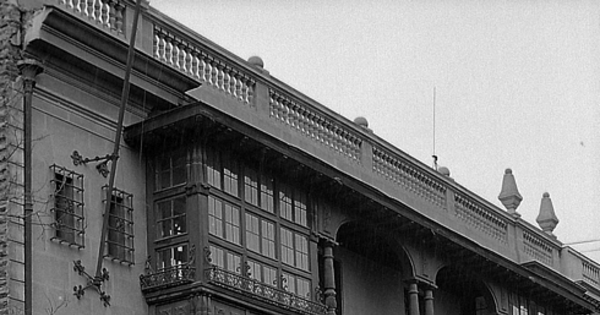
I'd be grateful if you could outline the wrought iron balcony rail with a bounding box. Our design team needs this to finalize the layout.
[139,265,195,291]
[206,267,327,315]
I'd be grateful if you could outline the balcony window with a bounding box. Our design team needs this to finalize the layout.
[157,196,186,238]
[208,196,240,245]
[209,245,241,273]
[103,186,134,264]
[155,150,186,190]
[50,165,84,248]
[281,227,309,271]
[245,213,276,259]
[203,146,319,312]
[247,260,277,286]
[207,150,239,197]
[157,244,188,270]
[282,272,311,298]
[279,184,307,227]
[245,167,274,213]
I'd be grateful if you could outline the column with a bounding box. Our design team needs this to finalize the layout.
[424,285,435,315]
[407,280,420,315]
[322,239,337,315]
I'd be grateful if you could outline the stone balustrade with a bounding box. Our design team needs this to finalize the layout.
[583,260,600,286]
[372,146,446,209]
[269,89,362,163]
[522,230,555,267]
[153,26,255,105]
[454,193,508,244]
[57,0,125,34]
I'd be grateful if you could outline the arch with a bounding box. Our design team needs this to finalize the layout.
[435,265,498,315]
[335,221,416,278]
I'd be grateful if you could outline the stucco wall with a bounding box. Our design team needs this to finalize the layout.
[28,60,148,314]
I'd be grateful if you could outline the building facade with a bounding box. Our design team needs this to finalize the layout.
[2,0,600,315]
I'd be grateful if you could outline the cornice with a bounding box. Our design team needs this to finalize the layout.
[24,6,199,110]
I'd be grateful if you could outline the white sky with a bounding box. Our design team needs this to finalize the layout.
[151,0,600,261]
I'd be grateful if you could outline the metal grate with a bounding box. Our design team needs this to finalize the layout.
[50,164,85,248]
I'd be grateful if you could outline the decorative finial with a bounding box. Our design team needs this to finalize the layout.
[248,56,264,68]
[353,116,372,133]
[438,166,450,176]
[537,192,559,238]
[498,168,523,218]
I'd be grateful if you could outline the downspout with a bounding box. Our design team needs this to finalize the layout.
[18,59,43,315]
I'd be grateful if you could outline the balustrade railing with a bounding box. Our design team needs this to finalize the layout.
[454,193,508,244]
[153,26,255,105]
[139,265,196,291]
[583,260,600,286]
[522,230,554,266]
[269,89,362,163]
[372,146,446,208]
[206,267,326,315]
[57,0,125,34]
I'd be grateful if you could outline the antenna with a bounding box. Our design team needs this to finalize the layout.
[432,87,438,170]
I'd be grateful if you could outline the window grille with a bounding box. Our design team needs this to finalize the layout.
[103,186,134,265]
[50,165,84,248]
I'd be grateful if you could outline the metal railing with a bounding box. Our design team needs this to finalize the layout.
[206,267,326,315]
[139,265,195,291]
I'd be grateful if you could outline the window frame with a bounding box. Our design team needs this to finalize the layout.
[208,195,241,245]
[205,149,314,300]
[50,164,85,248]
[103,186,134,265]
[154,149,187,192]
[245,212,276,259]
[278,183,308,227]
[156,195,187,240]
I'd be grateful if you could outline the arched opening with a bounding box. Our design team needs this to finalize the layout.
[436,266,496,315]
[330,221,413,315]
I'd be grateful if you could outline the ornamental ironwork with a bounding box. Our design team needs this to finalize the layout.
[206,267,326,315]
[139,265,196,291]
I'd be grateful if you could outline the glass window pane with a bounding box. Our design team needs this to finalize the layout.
[173,216,186,235]
[227,252,241,273]
[209,245,224,269]
[173,197,186,216]
[173,245,188,266]
[260,174,274,213]
[297,278,310,298]
[159,220,171,238]
[172,154,186,186]
[264,265,277,287]
[279,185,293,221]
[159,201,170,220]
[245,168,259,206]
